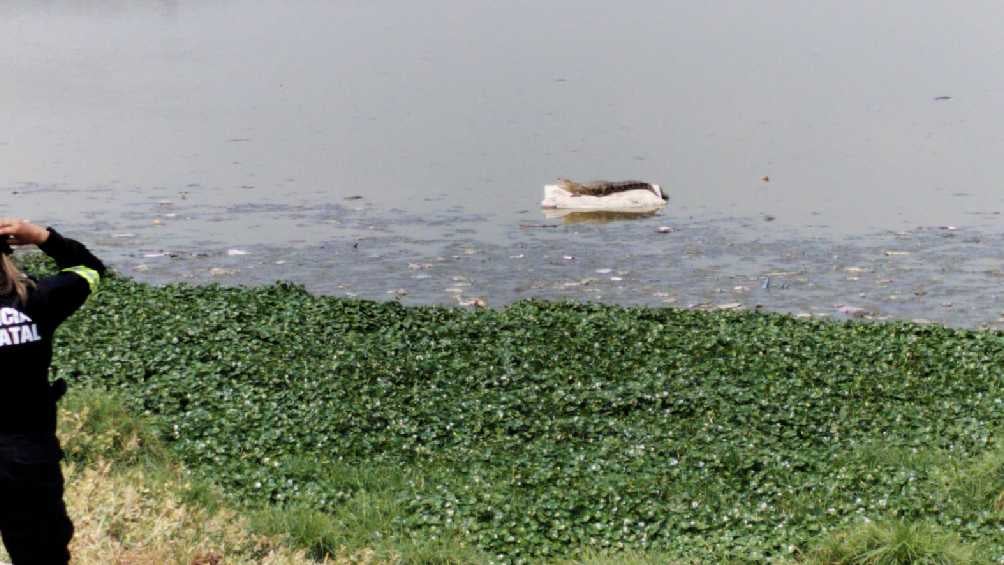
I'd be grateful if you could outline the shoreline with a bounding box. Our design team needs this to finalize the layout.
[24,215,1004,330]
[26,253,1004,562]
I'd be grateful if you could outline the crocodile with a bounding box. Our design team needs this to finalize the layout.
[556,178,666,200]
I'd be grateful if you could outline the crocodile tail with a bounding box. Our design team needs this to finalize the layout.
[607,181,657,196]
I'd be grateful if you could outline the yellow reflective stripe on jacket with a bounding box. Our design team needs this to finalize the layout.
[62,266,101,294]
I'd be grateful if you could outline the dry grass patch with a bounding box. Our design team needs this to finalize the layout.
[63,459,344,565]
[0,389,393,565]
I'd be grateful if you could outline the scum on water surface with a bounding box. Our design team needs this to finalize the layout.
[10,179,1004,328]
[51,204,1004,329]
[19,253,1004,562]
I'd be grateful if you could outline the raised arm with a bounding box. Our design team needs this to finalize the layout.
[0,219,107,326]
[38,229,107,276]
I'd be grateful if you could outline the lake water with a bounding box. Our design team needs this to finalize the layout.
[5,1,1004,326]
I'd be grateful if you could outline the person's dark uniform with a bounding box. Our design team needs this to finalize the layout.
[0,228,105,565]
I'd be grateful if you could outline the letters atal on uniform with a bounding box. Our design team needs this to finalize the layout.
[0,307,41,348]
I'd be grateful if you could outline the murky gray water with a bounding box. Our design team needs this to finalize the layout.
[5,1,1004,326]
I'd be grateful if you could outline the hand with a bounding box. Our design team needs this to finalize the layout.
[0,219,49,246]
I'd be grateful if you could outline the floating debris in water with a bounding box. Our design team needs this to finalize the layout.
[561,278,598,288]
[209,267,237,277]
[717,303,742,310]
[835,305,869,318]
[883,250,911,256]
[112,233,136,239]
[595,268,613,274]
[227,249,250,256]
[656,226,675,234]
[457,296,487,308]
[933,96,953,101]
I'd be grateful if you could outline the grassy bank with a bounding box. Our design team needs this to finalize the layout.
[2,389,993,564]
[17,255,1004,562]
[0,388,373,565]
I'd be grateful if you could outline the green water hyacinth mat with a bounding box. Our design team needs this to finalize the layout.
[25,253,1004,562]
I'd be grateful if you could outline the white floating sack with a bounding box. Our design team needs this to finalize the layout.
[540,184,667,211]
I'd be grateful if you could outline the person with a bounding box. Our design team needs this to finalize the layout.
[0,219,105,564]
